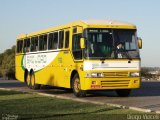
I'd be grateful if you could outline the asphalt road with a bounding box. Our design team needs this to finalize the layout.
[0,79,160,112]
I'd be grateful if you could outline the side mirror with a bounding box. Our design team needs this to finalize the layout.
[138,37,142,49]
[80,38,85,49]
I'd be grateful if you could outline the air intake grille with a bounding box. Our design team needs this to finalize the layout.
[103,72,129,78]
[101,80,130,88]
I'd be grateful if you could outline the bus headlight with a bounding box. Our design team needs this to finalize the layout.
[130,72,140,77]
[86,73,104,78]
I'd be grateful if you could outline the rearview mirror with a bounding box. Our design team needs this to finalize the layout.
[80,38,85,49]
[138,37,142,49]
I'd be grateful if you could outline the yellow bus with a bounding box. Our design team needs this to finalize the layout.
[15,19,142,97]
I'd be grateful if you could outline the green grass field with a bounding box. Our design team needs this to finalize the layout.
[0,90,155,120]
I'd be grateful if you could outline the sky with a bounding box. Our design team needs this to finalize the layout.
[0,0,160,67]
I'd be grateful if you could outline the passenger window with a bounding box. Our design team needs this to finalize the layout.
[31,37,38,52]
[53,32,58,49]
[59,30,64,49]
[39,34,47,51]
[16,40,23,53]
[65,31,69,48]
[48,32,58,50]
[24,38,30,53]
[72,34,82,59]
[48,33,54,50]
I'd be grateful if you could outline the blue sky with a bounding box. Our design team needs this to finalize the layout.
[0,0,160,67]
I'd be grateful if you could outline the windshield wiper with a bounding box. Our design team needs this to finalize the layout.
[100,57,106,63]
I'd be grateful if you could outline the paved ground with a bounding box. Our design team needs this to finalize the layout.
[0,79,160,112]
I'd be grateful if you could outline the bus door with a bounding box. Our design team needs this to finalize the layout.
[72,26,83,60]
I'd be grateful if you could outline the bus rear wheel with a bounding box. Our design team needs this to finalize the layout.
[116,89,131,97]
[26,73,31,88]
[72,74,86,97]
[30,72,40,90]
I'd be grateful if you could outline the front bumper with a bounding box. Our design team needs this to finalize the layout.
[82,77,141,90]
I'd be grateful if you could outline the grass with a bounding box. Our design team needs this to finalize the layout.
[0,90,155,120]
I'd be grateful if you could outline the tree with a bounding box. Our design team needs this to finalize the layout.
[0,53,4,77]
[0,45,15,79]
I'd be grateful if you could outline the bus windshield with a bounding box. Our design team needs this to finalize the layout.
[84,29,140,59]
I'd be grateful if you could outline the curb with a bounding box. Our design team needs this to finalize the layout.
[0,87,159,114]
[129,107,152,113]
[0,88,13,91]
[156,111,160,114]
[37,92,106,105]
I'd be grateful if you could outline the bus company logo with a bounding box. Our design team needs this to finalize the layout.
[26,54,47,64]
[2,114,18,120]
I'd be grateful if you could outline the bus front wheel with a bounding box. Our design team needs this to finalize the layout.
[72,74,86,97]
[30,72,40,90]
[116,89,131,97]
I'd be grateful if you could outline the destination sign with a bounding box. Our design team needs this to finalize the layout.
[88,29,111,33]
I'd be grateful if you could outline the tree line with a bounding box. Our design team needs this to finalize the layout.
[0,45,16,79]
[141,67,160,79]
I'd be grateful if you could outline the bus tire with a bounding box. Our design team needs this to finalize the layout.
[26,73,31,89]
[72,74,86,97]
[30,72,40,90]
[116,89,131,97]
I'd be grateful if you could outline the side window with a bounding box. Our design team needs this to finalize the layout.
[72,34,82,59]
[24,38,30,53]
[39,34,47,51]
[65,31,69,48]
[59,30,64,49]
[31,37,38,52]
[48,32,58,50]
[53,32,58,49]
[16,40,23,53]
[48,33,54,50]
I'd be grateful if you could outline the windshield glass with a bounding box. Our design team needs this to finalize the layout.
[84,29,140,59]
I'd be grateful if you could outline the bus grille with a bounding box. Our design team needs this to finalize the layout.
[101,80,130,88]
[103,72,129,78]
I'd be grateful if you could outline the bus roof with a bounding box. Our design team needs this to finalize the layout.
[81,19,135,26]
[17,19,136,40]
